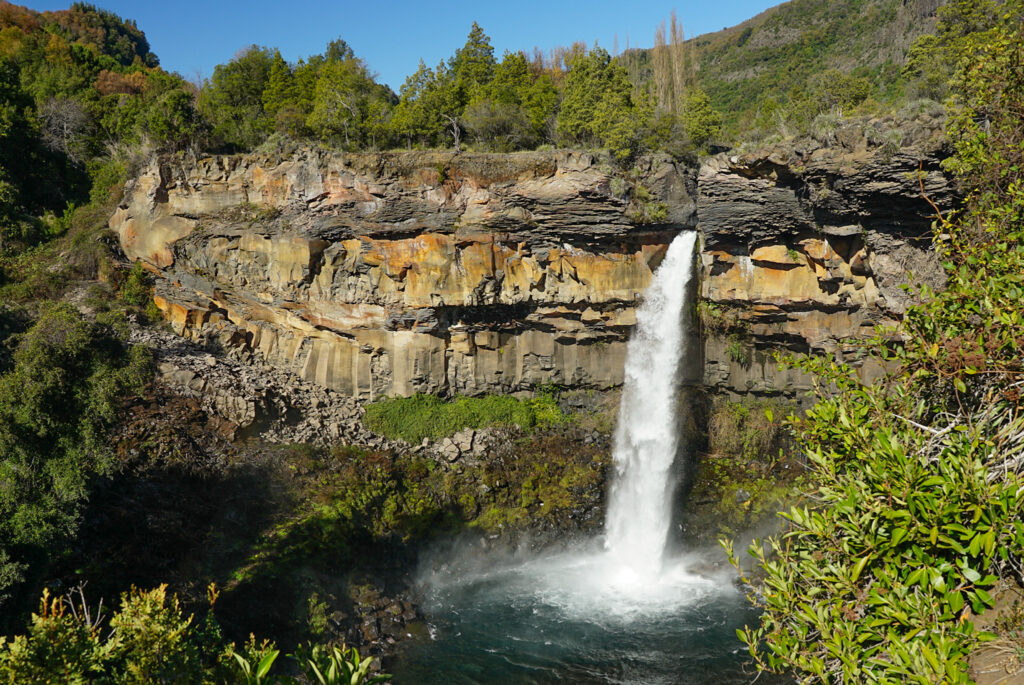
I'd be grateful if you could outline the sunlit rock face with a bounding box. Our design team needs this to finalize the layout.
[112,150,694,399]
[112,129,954,401]
[696,127,955,397]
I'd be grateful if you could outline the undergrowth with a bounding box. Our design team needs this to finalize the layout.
[362,392,569,444]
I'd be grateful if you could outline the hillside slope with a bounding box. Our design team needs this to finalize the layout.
[622,0,945,135]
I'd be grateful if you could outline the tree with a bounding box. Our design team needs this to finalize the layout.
[0,55,75,245]
[0,56,34,235]
[364,98,391,150]
[198,45,274,151]
[467,50,559,148]
[305,49,394,149]
[557,46,647,161]
[811,68,870,115]
[262,50,300,134]
[429,61,463,149]
[390,59,439,147]
[38,96,90,163]
[307,58,365,146]
[463,99,533,151]
[450,21,495,95]
[142,87,203,151]
[0,304,151,614]
[904,0,1006,100]
[680,88,722,149]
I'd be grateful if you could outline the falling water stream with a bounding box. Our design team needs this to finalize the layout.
[391,232,774,683]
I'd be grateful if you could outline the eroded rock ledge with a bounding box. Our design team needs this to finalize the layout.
[697,122,955,396]
[111,131,955,402]
[112,150,695,399]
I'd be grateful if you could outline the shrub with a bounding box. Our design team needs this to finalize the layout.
[119,261,152,308]
[696,300,748,336]
[0,304,152,611]
[107,585,205,683]
[729,5,1024,680]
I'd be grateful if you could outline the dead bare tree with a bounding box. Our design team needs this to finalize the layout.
[442,113,462,151]
[653,21,672,112]
[670,11,689,99]
[40,96,90,163]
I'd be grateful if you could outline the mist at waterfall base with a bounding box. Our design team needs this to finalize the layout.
[391,232,774,684]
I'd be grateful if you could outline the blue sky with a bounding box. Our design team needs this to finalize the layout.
[21,1,781,91]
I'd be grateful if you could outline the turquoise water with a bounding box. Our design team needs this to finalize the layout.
[389,545,784,684]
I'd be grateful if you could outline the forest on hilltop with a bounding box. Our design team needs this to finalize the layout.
[0,0,949,251]
[621,0,946,135]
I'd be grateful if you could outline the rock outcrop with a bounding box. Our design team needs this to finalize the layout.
[112,120,955,405]
[696,117,954,396]
[113,150,694,400]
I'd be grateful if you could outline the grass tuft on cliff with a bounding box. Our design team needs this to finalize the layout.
[362,392,569,444]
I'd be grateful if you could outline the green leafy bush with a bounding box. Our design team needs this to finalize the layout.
[118,261,152,308]
[0,303,152,612]
[729,3,1024,681]
[362,392,568,444]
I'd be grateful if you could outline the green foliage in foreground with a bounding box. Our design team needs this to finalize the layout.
[362,391,568,444]
[0,585,389,684]
[729,2,1024,681]
[0,303,152,615]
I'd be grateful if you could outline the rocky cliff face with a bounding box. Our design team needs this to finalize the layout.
[113,150,695,400]
[111,122,954,404]
[698,118,954,396]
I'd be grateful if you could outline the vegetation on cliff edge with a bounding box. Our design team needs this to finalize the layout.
[728,1,1024,681]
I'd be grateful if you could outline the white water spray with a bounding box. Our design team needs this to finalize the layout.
[420,230,724,621]
[604,230,698,576]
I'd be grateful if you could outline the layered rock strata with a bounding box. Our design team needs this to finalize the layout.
[112,126,954,403]
[113,150,695,400]
[696,121,954,396]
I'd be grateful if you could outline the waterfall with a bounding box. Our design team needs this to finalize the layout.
[604,230,697,575]
[416,229,716,628]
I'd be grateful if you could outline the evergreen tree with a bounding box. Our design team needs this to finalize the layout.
[463,50,558,150]
[262,50,299,125]
[197,45,274,151]
[428,60,464,149]
[450,21,495,95]
[390,59,438,147]
[680,88,722,149]
[307,57,369,146]
[557,47,646,160]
